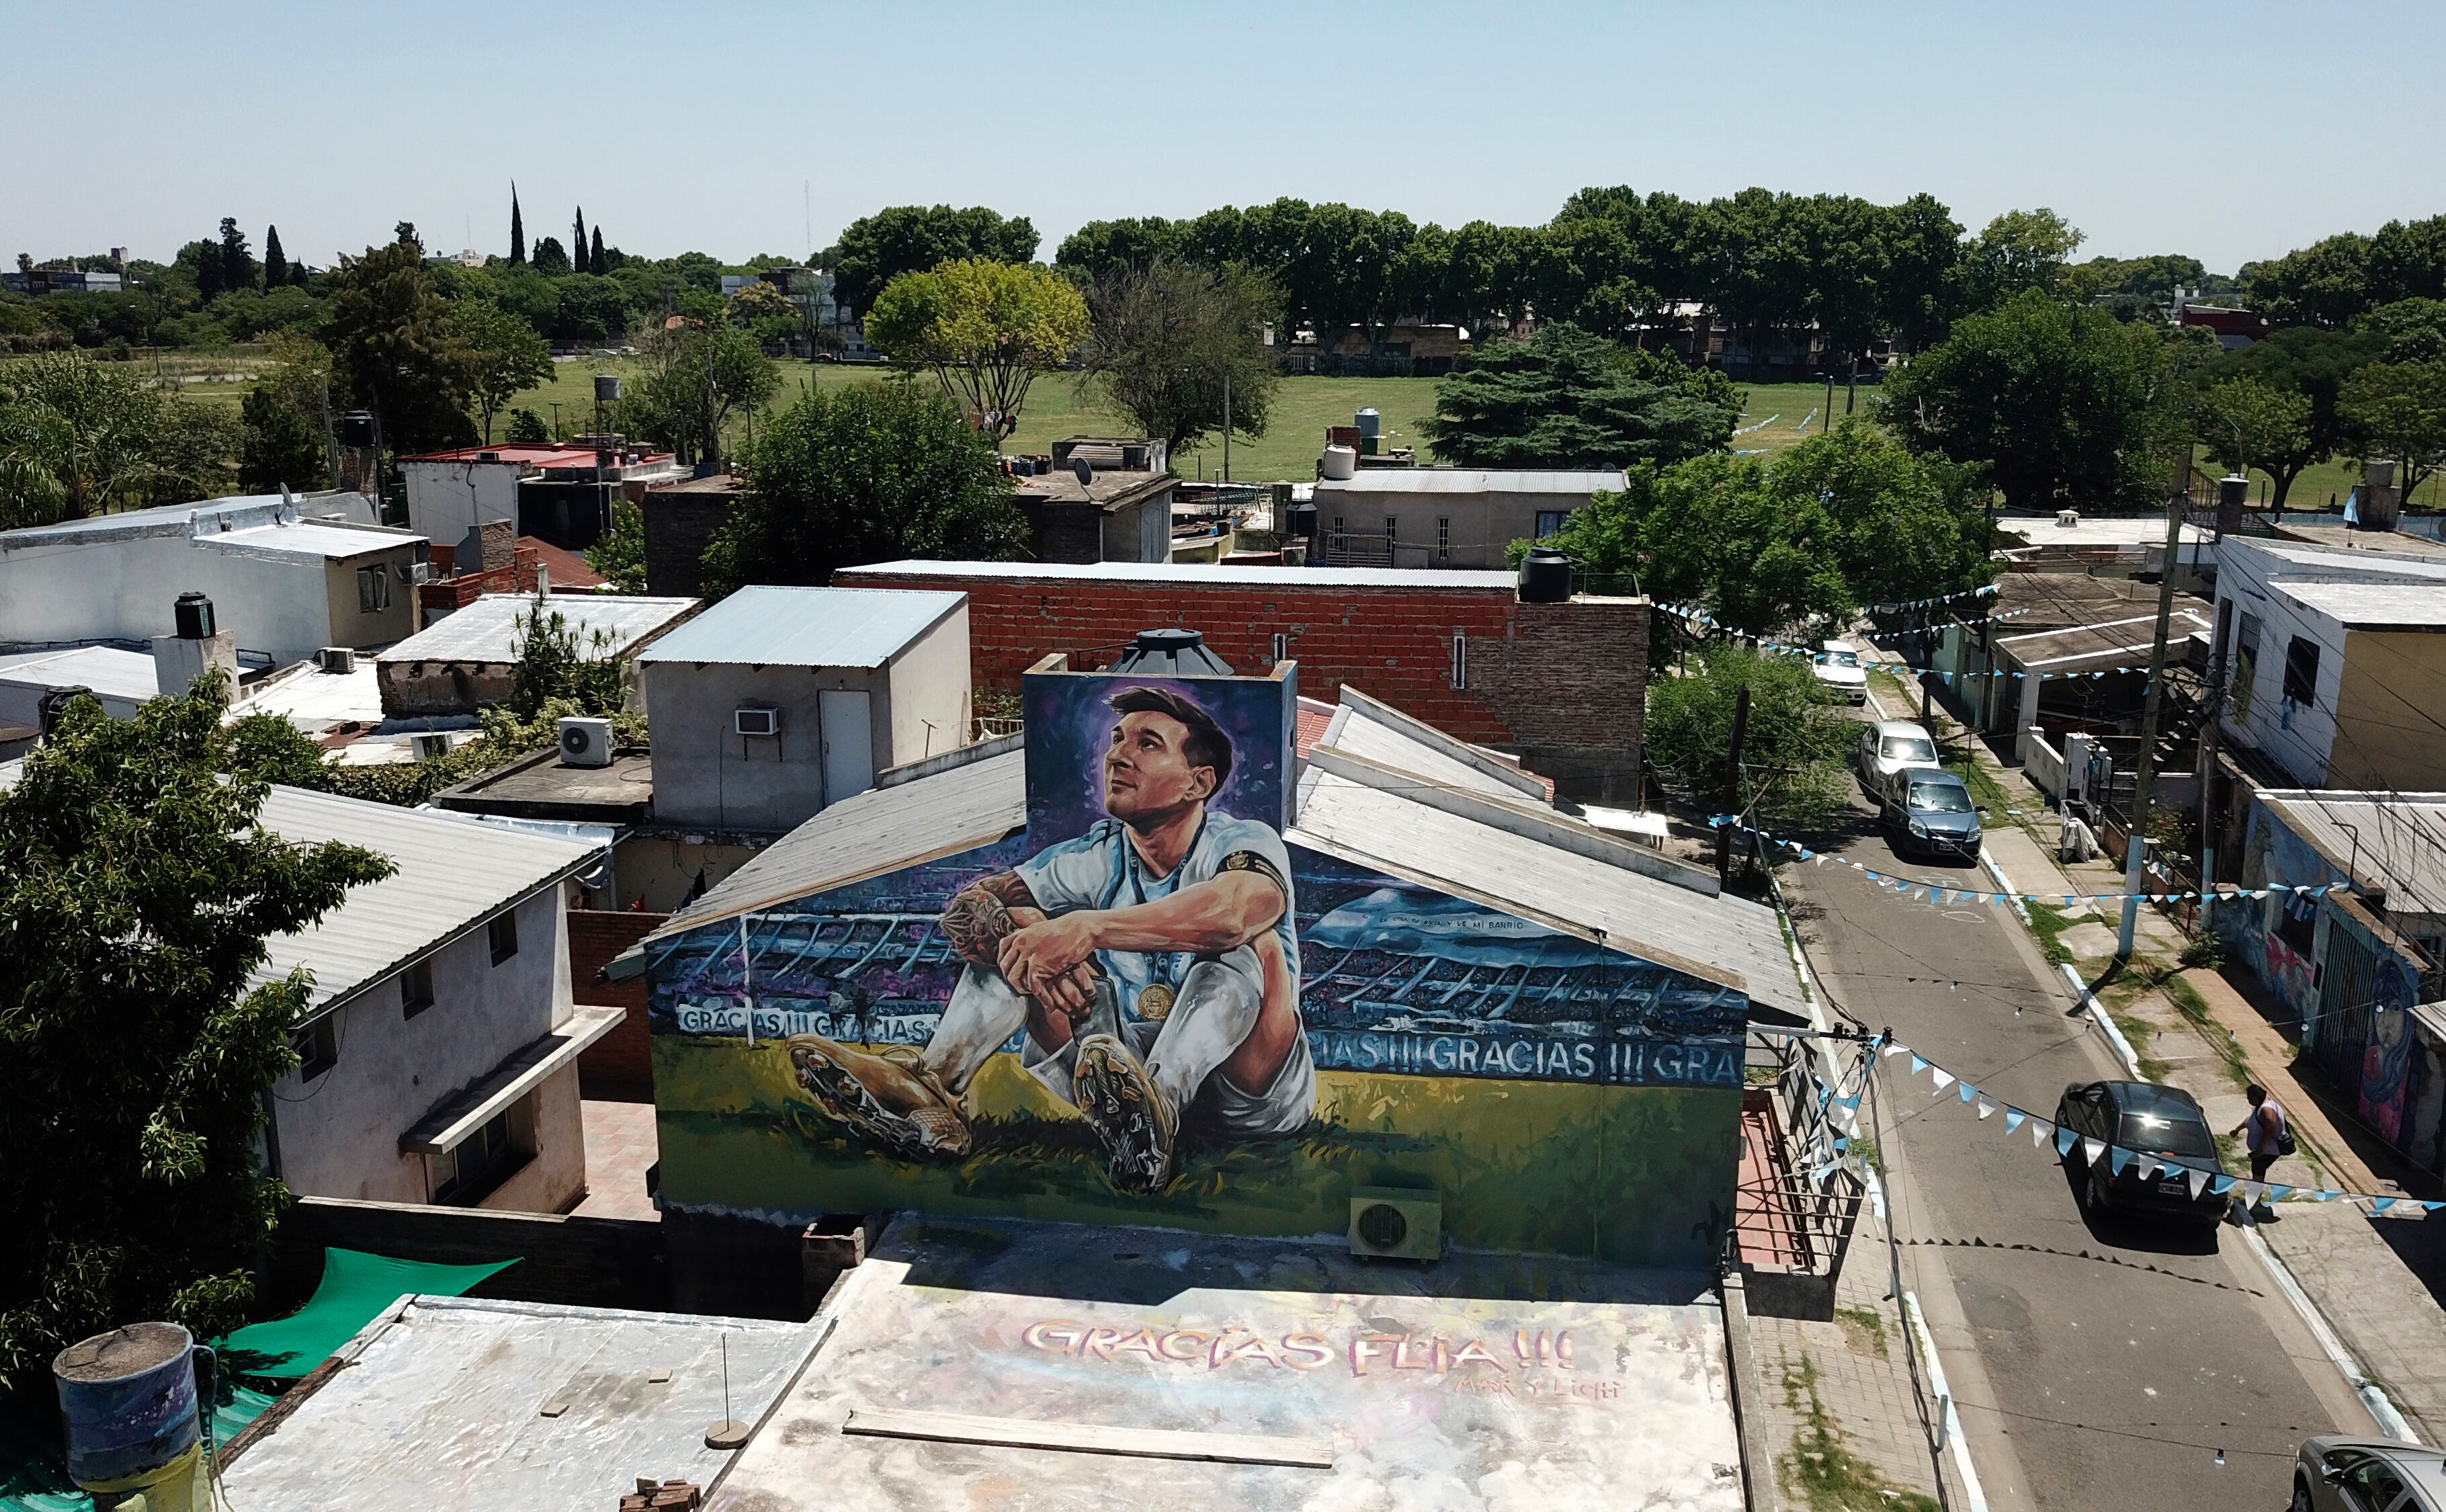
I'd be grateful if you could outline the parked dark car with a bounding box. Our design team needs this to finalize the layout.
[2292,1436,2446,1512]
[2052,1080,2230,1228]
[1879,767,1982,860]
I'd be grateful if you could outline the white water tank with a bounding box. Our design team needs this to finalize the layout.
[1320,445,1357,481]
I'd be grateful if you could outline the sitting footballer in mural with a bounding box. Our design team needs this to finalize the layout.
[784,685,1313,1193]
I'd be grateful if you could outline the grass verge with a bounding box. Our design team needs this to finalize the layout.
[1833,1306,1890,1360]
[1777,1351,1941,1512]
[2022,900,2090,967]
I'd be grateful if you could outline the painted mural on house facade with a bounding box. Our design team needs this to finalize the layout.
[647,664,1746,1264]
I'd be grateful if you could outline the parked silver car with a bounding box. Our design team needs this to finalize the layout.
[1880,767,1982,859]
[1855,720,1939,804]
[2293,1437,2446,1512]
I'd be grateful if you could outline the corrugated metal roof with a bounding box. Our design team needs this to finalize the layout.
[639,747,1027,948]
[1314,468,1624,495]
[1322,698,1548,804]
[1291,768,1803,1013]
[633,585,965,669]
[0,492,380,550]
[251,787,605,1015]
[218,1295,812,1512]
[378,593,699,665]
[841,559,1519,591]
[2259,790,2446,911]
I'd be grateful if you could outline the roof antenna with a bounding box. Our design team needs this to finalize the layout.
[704,1332,749,1449]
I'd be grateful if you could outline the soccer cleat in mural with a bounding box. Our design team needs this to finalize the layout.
[784,1036,972,1159]
[1073,1034,1178,1193]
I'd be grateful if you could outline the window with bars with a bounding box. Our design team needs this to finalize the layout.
[1437,517,1450,560]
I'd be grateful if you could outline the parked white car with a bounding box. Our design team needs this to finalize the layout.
[1856,719,1939,803]
[1814,640,1868,704]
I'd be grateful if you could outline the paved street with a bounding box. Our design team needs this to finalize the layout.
[1781,759,2376,1512]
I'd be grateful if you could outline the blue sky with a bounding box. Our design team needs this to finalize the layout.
[7,0,2440,274]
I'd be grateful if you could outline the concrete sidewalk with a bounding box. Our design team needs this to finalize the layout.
[1880,660,2446,1445]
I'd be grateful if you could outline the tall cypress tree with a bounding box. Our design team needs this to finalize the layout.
[573,208,587,270]
[218,216,253,294]
[262,225,288,290]
[589,225,605,276]
[509,183,525,265]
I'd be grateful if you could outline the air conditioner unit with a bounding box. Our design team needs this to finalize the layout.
[1347,1186,1441,1261]
[734,706,781,737]
[558,716,614,767]
[411,732,454,761]
[318,646,356,674]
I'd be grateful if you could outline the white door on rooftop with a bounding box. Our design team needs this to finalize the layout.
[820,690,874,809]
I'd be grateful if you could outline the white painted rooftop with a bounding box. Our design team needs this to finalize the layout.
[634,585,965,669]
[378,593,700,665]
[1314,468,1625,495]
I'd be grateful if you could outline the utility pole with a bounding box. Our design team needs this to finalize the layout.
[1222,370,1232,484]
[2118,491,2189,957]
[2197,474,2248,927]
[1716,684,1753,884]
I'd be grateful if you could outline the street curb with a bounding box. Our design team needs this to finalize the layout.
[1902,1291,1989,1512]
[2242,1227,2420,1443]
[1982,830,2416,1445]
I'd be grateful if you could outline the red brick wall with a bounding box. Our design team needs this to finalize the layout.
[833,566,1648,800]
[568,909,667,1096]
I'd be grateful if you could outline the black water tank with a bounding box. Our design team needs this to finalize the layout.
[38,686,89,734]
[340,411,378,448]
[173,592,216,640]
[1111,628,1234,677]
[1122,443,1150,470]
[1518,547,1573,604]
[2218,473,2249,536]
[1283,503,1319,542]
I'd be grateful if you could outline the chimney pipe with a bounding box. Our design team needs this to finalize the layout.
[536,562,550,599]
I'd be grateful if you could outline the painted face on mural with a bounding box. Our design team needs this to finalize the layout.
[1102,687,1230,829]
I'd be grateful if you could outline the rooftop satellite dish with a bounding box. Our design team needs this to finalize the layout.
[1071,456,1095,488]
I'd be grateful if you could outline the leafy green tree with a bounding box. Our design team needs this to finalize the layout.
[2244,215,2446,327]
[322,239,475,454]
[826,204,1040,319]
[726,279,795,326]
[1077,258,1281,460]
[262,224,288,290]
[0,673,392,1386]
[547,273,631,343]
[2195,377,2314,486]
[2340,359,2446,503]
[506,406,548,442]
[2201,325,2381,505]
[0,351,235,523]
[1882,288,2167,511]
[509,183,525,265]
[1054,216,1187,278]
[530,235,571,276]
[450,298,552,443]
[587,498,647,591]
[573,209,587,274]
[1531,422,1990,634]
[866,258,1090,444]
[1646,646,1857,823]
[1953,208,2084,308]
[2364,298,2446,364]
[239,355,332,493]
[700,382,1026,596]
[1420,323,1740,470]
[509,601,624,720]
[623,323,777,470]
[589,226,607,278]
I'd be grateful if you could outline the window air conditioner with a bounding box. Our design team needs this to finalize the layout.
[558,716,615,767]
[411,732,454,761]
[318,646,356,674]
[734,706,781,737]
[1347,1186,1442,1261]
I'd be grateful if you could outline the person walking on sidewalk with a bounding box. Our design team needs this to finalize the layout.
[2232,1085,2291,1223]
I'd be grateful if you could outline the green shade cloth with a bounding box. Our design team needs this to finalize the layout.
[216,1247,519,1380]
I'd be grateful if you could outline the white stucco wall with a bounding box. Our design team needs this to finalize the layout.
[403,460,523,549]
[886,605,974,767]
[0,534,421,665]
[271,886,574,1206]
[2215,542,2348,787]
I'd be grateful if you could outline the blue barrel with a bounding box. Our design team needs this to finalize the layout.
[54,1322,206,1486]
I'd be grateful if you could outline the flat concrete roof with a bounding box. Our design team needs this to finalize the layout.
[379,593,700,665]
[634,585,965,670]
[1314,468,1624,495]
[712,1216,1742,1511]
[435,747,655,823]
[0,644,161,703]
[2275,579,2446,630]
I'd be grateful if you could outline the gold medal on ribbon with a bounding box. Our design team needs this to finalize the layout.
[1135,983,1175,1022]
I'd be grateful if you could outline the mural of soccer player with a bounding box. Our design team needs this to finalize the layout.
[784,684,1313,1193]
